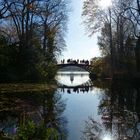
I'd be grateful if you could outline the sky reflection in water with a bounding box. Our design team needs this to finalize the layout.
[56,71,90,86]
[57,71,102,140]
[57,71,140,140]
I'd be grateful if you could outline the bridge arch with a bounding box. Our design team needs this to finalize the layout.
[57,63,92,73]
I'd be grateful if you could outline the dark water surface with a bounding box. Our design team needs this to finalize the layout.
[0,71,140,140]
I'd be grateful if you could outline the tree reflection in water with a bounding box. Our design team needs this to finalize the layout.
[0,89,67,140]
[81,117,102,140]
[82,81,140,140]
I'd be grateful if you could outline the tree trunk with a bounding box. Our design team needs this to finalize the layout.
[135,36,140,72]
[43,20,47,51]
[109,8,114,76]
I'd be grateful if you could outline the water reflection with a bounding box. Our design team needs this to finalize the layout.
[81,81,140,140]
[70,73,74,84]
[0,72,140,140]
[59,86,92,94]
[0,89,67,139]
[56,71,90,87]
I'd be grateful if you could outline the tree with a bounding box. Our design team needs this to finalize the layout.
[82,0,138,75]
[82,0,115,75]
[0,0,69,82]
[125,0,140,72]
[38,0,68,80]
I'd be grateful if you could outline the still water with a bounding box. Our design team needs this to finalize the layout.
[0,71,140,140]
[56,71,101,140]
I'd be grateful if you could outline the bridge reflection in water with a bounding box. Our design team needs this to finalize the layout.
[59,86,93,94]
[56,70,93,94]
[57,72,92,84]
[1,70,140,140]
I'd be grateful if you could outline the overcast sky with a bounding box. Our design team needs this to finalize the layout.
[59,0,100,61]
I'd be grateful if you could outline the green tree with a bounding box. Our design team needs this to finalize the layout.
[83,0,137,76]
[0,0,69,82]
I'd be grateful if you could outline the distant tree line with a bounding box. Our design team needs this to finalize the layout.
[82,0,140,78]
[0,0,69,82]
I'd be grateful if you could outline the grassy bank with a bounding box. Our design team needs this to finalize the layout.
[0,83,57,93]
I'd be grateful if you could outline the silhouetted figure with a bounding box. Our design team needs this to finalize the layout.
[67,89,71,94]
[85,86,89,92]
[61,88,65,92]
[77,59,79,64]
[85,60,89,65]
[67,59,70,63]
[62,59,65,64]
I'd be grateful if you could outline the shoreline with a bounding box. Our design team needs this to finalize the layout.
[0,83,57,93]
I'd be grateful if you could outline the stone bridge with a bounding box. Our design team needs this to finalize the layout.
[57,63,92,72]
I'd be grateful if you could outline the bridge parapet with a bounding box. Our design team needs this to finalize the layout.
[57,63,92,72]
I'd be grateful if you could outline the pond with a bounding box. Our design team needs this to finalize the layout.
[0,71,140,140]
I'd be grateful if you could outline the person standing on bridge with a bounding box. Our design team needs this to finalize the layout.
[63,59,65,64]
[77,59,79,64]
